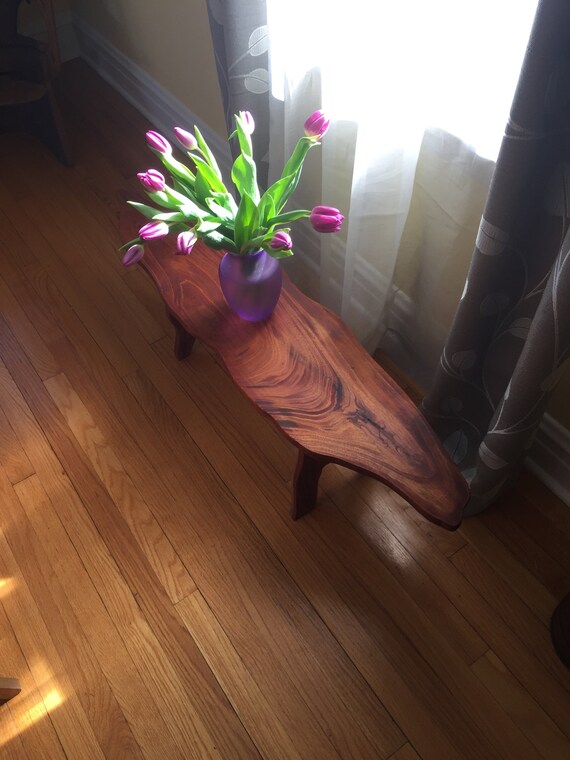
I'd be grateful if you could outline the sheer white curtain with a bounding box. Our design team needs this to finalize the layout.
[267,0,538,384]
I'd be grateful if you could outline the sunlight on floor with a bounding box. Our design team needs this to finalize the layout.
[0,661,65,750]
[0,578,13,598]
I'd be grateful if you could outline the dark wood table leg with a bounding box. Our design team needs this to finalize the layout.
[167,310,196,360]
[292,451,326,520]
[551,592,570,668]
[0,677,21,705]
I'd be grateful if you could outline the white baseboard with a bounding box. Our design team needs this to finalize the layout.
[526,413,570,506]
[71,15,232,177]
[21,10,80,63]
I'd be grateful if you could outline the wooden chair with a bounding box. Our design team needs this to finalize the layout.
[0,0,72,164]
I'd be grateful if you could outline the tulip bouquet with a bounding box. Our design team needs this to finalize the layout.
[122,109,344,267]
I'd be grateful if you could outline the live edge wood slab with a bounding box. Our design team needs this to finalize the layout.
[121,208,469,530]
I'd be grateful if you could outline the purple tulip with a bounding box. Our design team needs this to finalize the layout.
[309,205,344,233]
[174,127,198,151]
[146,130,172,154]
[137,169,166,192]
[304,110,330,140]
[270,231,293,251]
[139,221,169,240]
[176,229,197,255]
[238,110,255,135]
[122,244,144,267]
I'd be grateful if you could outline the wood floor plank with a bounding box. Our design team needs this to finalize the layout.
[450,544,570,696]
[0,477,106,760]
[471,650,570,760]
[0,209,139,380]
[0,405,34,485]
[12,474,148,760]
[345,477,570,736]
[124,359,533,760]
[121,371,404,760]
[480,493,569,600]
[387,744,422,760]
[0,410,186,760]
[177,591,308,760]
[458,515,558,625]
[0,324,261,760]
[44,372,196,604]
[0,272,60,381]
[0,604,64,760]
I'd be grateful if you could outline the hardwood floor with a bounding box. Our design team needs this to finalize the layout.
[0,59,568,759]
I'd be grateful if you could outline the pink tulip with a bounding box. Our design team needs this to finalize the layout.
[146,130,172,154]
[309,205,344,233]
[176,229,197,255]
[139,221,169,240]
[122,244,144,267]
[270,231,293,251]
[238,110,255,135]
[174,127,198,151]
[304,110,330,139]
[137,169,166,192]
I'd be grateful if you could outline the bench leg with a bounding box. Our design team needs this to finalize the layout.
[292,451,326,520]
[0,677,21,704]
[167,311,196,360]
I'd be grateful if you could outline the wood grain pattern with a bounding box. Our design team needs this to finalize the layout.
[121,206,469,529]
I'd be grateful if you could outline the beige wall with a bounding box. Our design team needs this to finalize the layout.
[70,0,226,138]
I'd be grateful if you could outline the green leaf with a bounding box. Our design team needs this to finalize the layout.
[234,191,257,250]
[146,189,179,210]
[257,174,295,219]
[188,154,228,194]
[152,211,188,222]
[234,113,253,158]
[127,201,161,220]
[201,230,237,252]
[231,153,260,204]
[119,236,142,251]
[194,126,222,179]
[266,209,310,225]
[193,166,211,204]
[268,248,294,259]
[257,191,276,228]
[196,219,222,234]
[172,176,195,198]
[158,153,196,185]
[206,198,234,223]
[280,136,313,181]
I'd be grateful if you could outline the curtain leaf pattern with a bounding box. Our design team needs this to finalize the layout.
[205,0,270,187]
[423,0,570,515]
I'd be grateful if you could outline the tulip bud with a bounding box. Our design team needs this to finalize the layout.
[176,229,197,255]
[309,205,344,233]
[238,110,255,135]
[146,130,172,154]
[137,169,166,192]
[139,221,169,240]
[174,127,198,151]
[270,231,293,251]
[304,110,330,140]
[122,244,144,267]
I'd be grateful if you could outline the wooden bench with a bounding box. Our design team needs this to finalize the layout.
[121,209,469,530]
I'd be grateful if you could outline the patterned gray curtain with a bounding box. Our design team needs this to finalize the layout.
[423,0,570,515]
[205,0,270,186]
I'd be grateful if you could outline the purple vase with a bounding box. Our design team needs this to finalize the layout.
[218,249,282,322]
